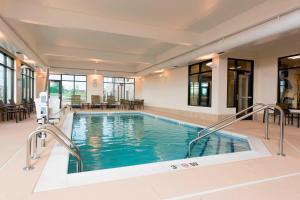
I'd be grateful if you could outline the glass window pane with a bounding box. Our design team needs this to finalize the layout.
[75,75,86,81]
[103,83,114,101]
[200,60,213,72]
[104,77,113,82]
[189,74,199,106]
[237,60,252,71]
[0,66,4,101]
[62,75,74,81]
[199,72,212,107]
[228,59,235,70]
[75,82,86,101]
[115,78,124,83]
[278,68,300,108]
[6,57,13,68]
[49,74,61,80]
[0,53,4,64]
[6,69,12,101]
[125,78,134,83]
[125,84,134,100]
[190,64,199,74]
[62,81,74,102]
[227,70,235,107]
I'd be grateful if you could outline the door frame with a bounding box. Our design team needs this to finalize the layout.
[228,58,254,120]
[49,80,62,108]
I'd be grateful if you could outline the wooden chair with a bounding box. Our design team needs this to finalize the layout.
[91,95,101,109]
[71,95,81,109]
[107,96,117,109]
[0,100,7,122]
[274,103,292,125]
[120,99,129,110]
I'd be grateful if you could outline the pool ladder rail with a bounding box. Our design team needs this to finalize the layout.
[23,124,83,173]
[188,103,285,157]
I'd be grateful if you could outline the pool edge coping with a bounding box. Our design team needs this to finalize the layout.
[34,111,271,192]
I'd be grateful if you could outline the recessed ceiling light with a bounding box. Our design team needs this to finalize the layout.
[206,62,213,66]
[154,69,164,73]
[288,55,300,59]
[196,53,218,60]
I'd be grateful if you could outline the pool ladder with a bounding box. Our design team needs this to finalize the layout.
[23,124,83,172]
[188,103,285,157]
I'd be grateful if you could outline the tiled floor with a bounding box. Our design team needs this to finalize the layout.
[0,109,300,200]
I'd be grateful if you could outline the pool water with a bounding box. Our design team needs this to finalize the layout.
[68,113,250,173]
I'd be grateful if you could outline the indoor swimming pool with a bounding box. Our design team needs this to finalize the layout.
[68,112,251,173]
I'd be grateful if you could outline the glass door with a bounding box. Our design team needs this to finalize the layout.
[49,80,62,108]
[227,59,254,120]
[237,71,253,119]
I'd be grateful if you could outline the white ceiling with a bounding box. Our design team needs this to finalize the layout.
[2,0,298,75]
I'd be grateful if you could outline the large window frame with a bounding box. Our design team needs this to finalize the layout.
[49,74,87,102]
[103,77,135,101]
[21,66,35,102]
[0,51,15,103]
[277,54,300,109]
[188,60,212,107]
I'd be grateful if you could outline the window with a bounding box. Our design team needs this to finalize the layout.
[21,66,34,101]
[103,77,135,101]
[278,54,300,109]
[49,74,87,102]
[0,51,15,103]
[188,60,212,107]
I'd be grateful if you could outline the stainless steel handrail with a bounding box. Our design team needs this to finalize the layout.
[197,103,266,137]
[24,128,83,172]
[36,124,80,155]
[49,105,70,119]
[188,104,285,157]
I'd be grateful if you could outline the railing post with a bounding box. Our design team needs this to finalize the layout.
[278,107,285,156]
[264,108,270,140]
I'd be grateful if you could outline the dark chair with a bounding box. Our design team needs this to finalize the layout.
[274,103,292,125]
[8,100,28,122]
[0,100,7,122]
[91,95,101,109]
[120,99,129,110]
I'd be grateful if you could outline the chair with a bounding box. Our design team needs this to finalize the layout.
[274,103,292,125]
[71,95,81,109]
[120,99,129,110]
[91,95,101,109]
[7,100,27,123]
[0,100,7,122]
[133,99,144,110]
[107,96,118,109]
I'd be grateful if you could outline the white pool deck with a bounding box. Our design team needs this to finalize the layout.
[1,109,300,200]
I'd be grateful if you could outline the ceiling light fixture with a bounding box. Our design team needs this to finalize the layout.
[288,55,300,59]
[154,69,164,73]
[196,53,218,61]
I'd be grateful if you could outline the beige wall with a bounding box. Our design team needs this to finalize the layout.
[137,46,300,116]
[87,74,103,103]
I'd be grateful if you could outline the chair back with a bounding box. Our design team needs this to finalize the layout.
[107,96,115,104]
[91,95,101,104]
[276,102,289,113]
[71,95,81,104]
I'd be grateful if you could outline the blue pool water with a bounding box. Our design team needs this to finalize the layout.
[68,113,250,173]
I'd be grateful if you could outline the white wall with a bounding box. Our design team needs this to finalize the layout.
[87,74,103,103]
[138,44,300,116]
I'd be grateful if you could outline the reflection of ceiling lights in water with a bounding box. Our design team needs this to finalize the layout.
[288,55,300,59]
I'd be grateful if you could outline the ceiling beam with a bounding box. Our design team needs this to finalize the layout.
[0,1,202,46]
[39,45,155,64]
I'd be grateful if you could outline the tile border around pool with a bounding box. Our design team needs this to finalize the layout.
[34,111,271,192]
